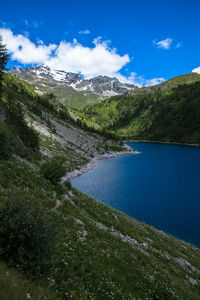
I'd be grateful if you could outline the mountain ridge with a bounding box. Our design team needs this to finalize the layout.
[128,72,200,95]
[10,66,137,109]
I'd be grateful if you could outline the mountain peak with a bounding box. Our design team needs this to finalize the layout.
[9,66,137,109]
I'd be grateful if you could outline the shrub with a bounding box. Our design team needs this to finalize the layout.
[20,125,40,150]
[5,102,40,152]
[63,180,72,190]
[0,190,59,276]
[40,156,66,184]
[0,122,15,160]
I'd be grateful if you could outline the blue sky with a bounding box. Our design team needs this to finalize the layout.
[0,0,200,86]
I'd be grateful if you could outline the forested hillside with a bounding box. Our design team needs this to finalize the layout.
[81,77,200,144]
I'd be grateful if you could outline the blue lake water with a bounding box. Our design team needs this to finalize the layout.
[71,142,200,248]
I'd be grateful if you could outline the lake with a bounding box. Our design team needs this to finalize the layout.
[71,142,200,248]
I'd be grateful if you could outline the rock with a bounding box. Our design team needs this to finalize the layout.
[112,213,118,221]
[146,237,153,243]
[174,257,200,274]
[142,242,148,249]
[186,275,197,285]
[73,217,85,227]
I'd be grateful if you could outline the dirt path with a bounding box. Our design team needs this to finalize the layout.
[51,199,62,211]
[51,191,74,211]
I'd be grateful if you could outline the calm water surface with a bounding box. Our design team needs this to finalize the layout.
[71,142,200,248]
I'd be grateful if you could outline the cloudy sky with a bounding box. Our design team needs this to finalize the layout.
[0,0,200,86]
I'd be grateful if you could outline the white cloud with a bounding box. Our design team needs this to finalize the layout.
[78,29,90,35]
[176,42,181,49]
[0,28,165,87]
[120,72,165,87]
[192,66,200,74]
[0,28,56,64]
[44,36,130,79]
[153,38,173,50]
[144,77,165,86]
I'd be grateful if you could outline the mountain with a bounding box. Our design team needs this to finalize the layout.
[128,72,200,95]
[1,71,200,299]
[1,71,127,163]
[78,73,200,144]
[10,66,137,109]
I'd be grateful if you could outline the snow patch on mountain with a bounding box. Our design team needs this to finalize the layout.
[10,66,137,100]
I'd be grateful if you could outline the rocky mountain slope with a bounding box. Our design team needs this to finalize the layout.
[10,66,136,109]
[0,72,130,169]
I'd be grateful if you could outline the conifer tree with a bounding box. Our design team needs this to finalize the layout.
[0,35,9,72]
[0,35,9,94]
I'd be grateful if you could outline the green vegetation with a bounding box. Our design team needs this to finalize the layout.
[129,72,200,95]
[50,84,100,110]
[63,180,72,190]
[40,156,67,184]
[0,75,41,160]
[81,77,200,144]
[0,154,200,299]
[0,191,59,277]
[0,62,200,298]
[0,122,15,159]
[0,34,9,85]
[0,261,60,300]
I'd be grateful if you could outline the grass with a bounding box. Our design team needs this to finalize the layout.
[0,262,60,300]
[0,155,200,299]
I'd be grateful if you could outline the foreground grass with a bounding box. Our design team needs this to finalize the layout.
[0,155,200,299]
[0,262,60,300]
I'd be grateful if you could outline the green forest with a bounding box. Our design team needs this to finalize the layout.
[81,79,200,144]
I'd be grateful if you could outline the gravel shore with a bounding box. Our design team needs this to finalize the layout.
[62,144,140,181]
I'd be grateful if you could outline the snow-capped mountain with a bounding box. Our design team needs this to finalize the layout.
[10,66,137,109]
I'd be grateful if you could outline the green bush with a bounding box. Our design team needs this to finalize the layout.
[63,180,72,190]
[0,122,15,160]
[0,190,59,276]
[40,156,66,184]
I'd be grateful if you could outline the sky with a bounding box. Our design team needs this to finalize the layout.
[0,0,200,87]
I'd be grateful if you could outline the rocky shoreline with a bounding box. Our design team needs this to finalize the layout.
[62,144,140,181]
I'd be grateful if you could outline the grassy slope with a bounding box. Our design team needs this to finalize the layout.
[0,73,200,299]
[0,261,60,300]
[0,155,200,299]
[129,72,200,95]
[49,85,100,110]
[79,74,200,144]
